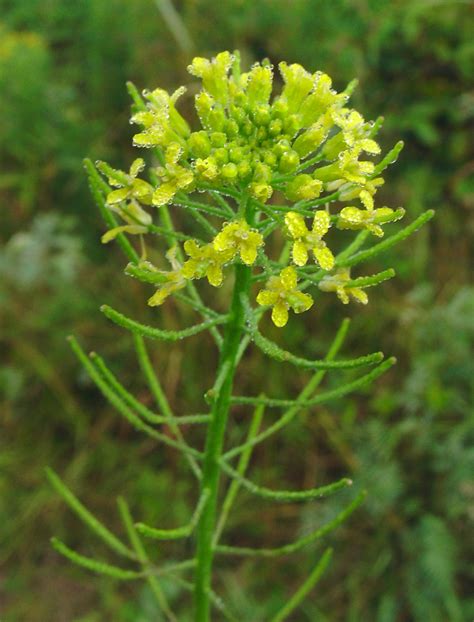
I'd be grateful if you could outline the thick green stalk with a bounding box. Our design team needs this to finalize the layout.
[193,261,251,620]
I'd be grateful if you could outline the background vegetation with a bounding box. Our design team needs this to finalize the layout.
[1,0,473,620]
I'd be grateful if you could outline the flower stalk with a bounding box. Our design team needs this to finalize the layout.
[194,194,253,620]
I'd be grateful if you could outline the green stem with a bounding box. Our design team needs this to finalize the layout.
[193,201,252,620]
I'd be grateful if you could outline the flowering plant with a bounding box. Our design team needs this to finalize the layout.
[48,51,433,620]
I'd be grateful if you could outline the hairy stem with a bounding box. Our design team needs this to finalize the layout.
[194,198,252,621]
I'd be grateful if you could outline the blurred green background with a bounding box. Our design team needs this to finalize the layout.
[1,0,473,620]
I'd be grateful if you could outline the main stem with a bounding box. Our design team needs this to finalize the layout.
[194,197,252,621]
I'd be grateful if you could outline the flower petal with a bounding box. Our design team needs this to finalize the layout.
[107,188,130,205]
[272,301,289,327]
[312,210,330,237]
[256,290,278,306]
[285,212,308,239]
[314,245,335,271]
[292,240,308,266]
[280,266,298,290]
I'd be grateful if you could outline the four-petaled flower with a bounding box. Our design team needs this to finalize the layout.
[182,240,234,287]
[257,266,313,327]
[319,268,368,304]
[152,143,194,206]
[285,211,334,270]
[337,204,403,237]
[213,220,263,265]
[105,158,154,206]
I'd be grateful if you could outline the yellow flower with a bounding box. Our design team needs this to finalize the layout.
[101,195,155,243]
[105,159,154,205]
[148,270,186,306]
[152,143,194,206]
[256,266,313,327]
[213,220,263,265]
[285,174,323,202]
[319,268,368,304]
[125,252,187,307]
[182,240,234,287]
[131,87,190,149]
[285,211,334,270]
[337,204,404,237]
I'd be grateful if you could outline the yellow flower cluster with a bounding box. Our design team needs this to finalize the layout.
[95,52,406,327]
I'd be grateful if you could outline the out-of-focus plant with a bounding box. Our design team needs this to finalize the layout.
[46,51,432,620]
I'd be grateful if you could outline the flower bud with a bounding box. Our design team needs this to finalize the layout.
[285,174,323,202]
[188,131,211,158]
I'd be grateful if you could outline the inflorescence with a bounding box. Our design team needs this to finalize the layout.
[97,51,406,326]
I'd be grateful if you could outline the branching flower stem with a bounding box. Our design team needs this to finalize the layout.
[194,192,253,621]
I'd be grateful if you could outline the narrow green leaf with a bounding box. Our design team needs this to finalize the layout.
[117,497,178,622]
[83,159,139,264]
[136,489,209,540]
[215,491,366,557]
[271,548,333,621]
[133,334,202,479]
[339,210,435,268]
[45,467,134,560]
[230,358,396,408]
[214,403,265,543]
[100,305,227,341]
[371,140,404,177]
[244,298,383,370]
[67,336,203,460]
[51,537,142,580]
[344,268,396,289]
[223,319,352,461]
[219,462,352,502]
[91,353,209,426]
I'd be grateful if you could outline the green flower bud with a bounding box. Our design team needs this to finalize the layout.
[285,174,323,202]
[213,147,229,165]
[241,121,254,137]
[279,150,300,173]
[195,157,218,180]
[253,162,272,182]
[293,124,327,158]
[250,182,273,203]
[253,105,271,126]
[210,132,227,147]
[237,160,252,179]
[188,131,211,158]
[262,150,277,168]
[268,119,283,137]
[273,139,291,156]
[272,99,288,119]
[229,147,245,163]
[221,162,238,180]
[246,65,273,107]
[225,119,240,138]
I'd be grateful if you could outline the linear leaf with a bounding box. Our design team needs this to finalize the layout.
[223,319,352,461]
[91,353,209,426]
[68,336,203,460]
[136,489,210,540]
[117,497,177,622]
[230,358,396,408]
[244,298,383,370]
[339,210,435,268]
[83,159,139,264]
[51,537,142,580]
[271,548,333,621]
[46,467,134,560]
[219,461,352,502]
[101,305,227,341]
[215,491,366,557]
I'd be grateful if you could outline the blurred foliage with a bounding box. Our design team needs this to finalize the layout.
[1,0,472,619]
